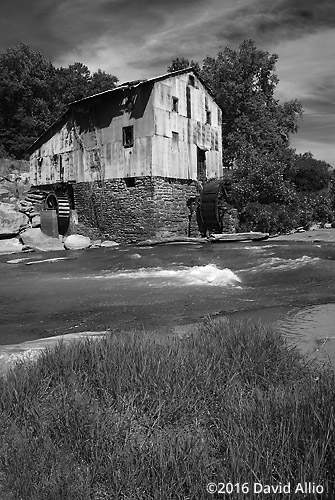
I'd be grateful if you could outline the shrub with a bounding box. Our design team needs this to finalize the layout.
[238,202,299,234]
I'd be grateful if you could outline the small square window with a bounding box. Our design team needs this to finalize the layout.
[172,96,179,112]
[123,126,134,147]
[172,131,179,141]
[125,177,135,187]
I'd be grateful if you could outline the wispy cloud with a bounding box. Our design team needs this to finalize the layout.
[0,0,334,164]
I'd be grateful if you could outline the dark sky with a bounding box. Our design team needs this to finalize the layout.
[1,0,334,164]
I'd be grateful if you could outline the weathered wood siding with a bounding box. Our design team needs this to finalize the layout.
[151,73,222,180]
[30,87,155,184]
[30,70,222,185]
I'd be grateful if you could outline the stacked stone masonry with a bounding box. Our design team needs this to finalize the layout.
[73,176,200,243]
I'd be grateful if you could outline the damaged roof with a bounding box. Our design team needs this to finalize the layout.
[69,66,215,105]
[27,67,216,155]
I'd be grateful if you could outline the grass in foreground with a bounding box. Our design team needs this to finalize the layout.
[0,319,334,499]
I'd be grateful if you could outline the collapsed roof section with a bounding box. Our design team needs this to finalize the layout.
[27,67,216,155]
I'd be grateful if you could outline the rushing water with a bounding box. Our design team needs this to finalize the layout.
[1,239,335,365]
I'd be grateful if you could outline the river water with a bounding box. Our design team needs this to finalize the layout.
[1,239,335,366]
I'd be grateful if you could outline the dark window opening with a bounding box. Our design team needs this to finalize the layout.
[197,147,207,184]
[188,75,195,86]
[206,110,212,125]
[125,177,136,187]
[59,155,64,181]
[172,96,179,112]
[172,131,179,142]
[120,94,137,113]
[186,86,191,118]
[123,126,134,148]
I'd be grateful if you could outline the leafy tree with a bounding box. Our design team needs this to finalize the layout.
[0,44,118,158]
[168,40,303,169]
[167,57,201,73]
[54,64,118,112]
[199,40,303,169]
[290,152,332,192]
[230,148,297,208]
[168,40,304,211]
[54,62,92,109]
[89,69,118,96]
[0,43,57,158]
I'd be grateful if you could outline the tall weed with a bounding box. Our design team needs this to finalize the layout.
[0,319,334,499]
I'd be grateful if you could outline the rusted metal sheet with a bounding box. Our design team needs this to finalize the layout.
[29,69,223,185]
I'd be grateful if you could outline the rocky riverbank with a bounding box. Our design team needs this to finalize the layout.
[271,227,335,242]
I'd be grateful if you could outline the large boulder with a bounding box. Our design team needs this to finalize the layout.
[0,202,28,238]
[20,228,64,252]
[0,237,22,255]
[63,234,91,250]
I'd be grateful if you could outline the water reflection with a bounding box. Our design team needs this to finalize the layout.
[225,303,335,367]
[276,303,335,366]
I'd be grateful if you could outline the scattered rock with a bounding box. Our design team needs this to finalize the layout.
[20,228,64,252]
[0,187,9,200]
[324,222,332,229]
[90,239,102,248]
[0,201,28,237]
[18,200,33,212]
[21,246,35,253]
[63,234,91,250]
[25,257,72,265]
[31,214,41,228]
[19,223,31,233]
[309,223,321,231]
[7,257,32,264]
[0,237,22,255]
[100,240,119,247]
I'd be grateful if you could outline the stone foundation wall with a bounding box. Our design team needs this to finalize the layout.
[153,177,199,238]
[73,176,200,243]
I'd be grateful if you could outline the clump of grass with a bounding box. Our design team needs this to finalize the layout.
[0,318,334,499]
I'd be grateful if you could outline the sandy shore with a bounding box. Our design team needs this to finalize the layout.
[270,228,335,243]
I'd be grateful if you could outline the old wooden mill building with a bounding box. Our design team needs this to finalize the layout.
[27,67,224,242]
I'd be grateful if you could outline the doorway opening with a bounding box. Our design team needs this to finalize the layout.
[197,147,207,184]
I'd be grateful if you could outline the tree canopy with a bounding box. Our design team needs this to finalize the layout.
[167,57,201,74]
[0,44,118,158]
[290,152,332,192]
[168,40,306,211]
[168,40,303,170]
